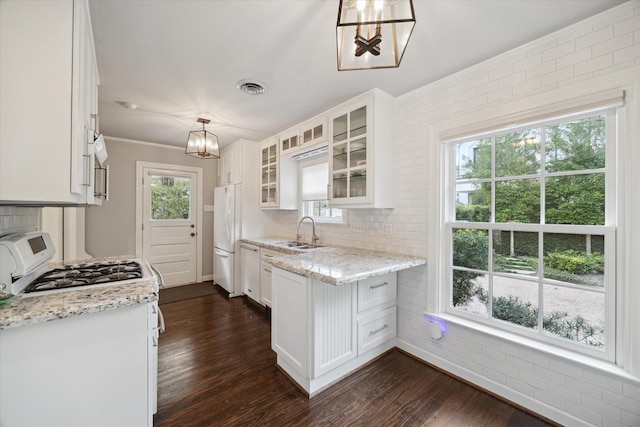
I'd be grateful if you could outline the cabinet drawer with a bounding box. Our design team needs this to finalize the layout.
[357,273,396,313]
[357,306,396,356]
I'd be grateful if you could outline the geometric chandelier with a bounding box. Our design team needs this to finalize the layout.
[336,0,415,71]
[185,118,220,159]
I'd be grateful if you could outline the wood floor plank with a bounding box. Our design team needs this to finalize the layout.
[154,290,556,427]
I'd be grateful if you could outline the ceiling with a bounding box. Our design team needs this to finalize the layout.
[89,0,624,150]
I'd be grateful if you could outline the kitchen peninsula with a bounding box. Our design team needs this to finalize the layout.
[243,238,425,396]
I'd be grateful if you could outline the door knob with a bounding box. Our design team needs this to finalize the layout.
[191,232,196,237]
[190,224,195,228]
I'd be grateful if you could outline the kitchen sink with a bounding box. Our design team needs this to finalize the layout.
[276,241,322,250]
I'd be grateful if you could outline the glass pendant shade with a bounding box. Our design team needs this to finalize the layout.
[185,118,220,159]
[337,0,415,71]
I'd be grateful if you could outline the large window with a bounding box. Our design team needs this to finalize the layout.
[445,109,616,359]
[300,158,344,223]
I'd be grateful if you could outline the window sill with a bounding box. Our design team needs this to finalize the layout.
[424,311,640,384]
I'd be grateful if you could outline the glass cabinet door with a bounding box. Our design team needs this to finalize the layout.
[261,143,279,205]
[332,105,367,201]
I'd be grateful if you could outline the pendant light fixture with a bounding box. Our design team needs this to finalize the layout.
[336,0,416,71]
[185,118,220,159]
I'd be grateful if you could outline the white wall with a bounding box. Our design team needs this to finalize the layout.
[85,137,218,277]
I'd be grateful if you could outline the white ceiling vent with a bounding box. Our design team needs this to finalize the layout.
[237,80,267,95]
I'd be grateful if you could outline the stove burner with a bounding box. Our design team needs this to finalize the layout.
[24,260,143,293]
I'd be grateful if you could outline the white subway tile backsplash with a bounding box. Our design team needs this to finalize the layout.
[506,376,534,397]
[518,370,548,392]
[542,40,576,62]
[593,33,634,57]
[583,394,624,422]
[576,26,614,50]
[566,375,603,400]
[574,53,613,75]
[557,47,592,69]
[533,364,566,386]
[533,386,566,410]
[584,369,624,394]
[613,14,640,37]
[567,400,603,426]
[603,389,640,416]
[621,409,640,427]
[0,206,41,237]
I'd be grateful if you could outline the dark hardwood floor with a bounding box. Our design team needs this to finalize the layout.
[154,290,554,427]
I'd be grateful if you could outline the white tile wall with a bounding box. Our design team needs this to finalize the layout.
[392,3,640,426]
[0,206,41,237]
[273,2,640,426]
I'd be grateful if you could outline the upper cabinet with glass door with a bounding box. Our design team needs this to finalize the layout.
[329,89,394,208]
[260,139,279,207]
[260,138,297,209]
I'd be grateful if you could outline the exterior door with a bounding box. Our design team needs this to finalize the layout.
[142,168,197,287]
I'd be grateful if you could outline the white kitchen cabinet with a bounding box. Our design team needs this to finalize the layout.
[0,304,153,427]
[0,0,101,205]
[279,115,327,159]
[260,248,278,307]
[260,138,297,209]
[240,243,261,304]
[272,267,397,395]
[279,128,302,157]
[218,142,242,186]
[329,89,394,208]
[299,116,327,153]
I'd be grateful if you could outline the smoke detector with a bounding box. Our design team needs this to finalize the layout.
[237,80,267,95]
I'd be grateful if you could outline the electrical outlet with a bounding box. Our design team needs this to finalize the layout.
[381,223,393,235]
[350,223,365,233]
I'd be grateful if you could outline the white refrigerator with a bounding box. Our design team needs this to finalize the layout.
[213,184,241,295]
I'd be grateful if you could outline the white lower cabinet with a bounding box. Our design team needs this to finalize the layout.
[272,267,396,395]
[0,304,153,427]
[240,243,261,304]
[260,248,278,307]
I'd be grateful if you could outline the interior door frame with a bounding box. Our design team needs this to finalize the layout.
[135,161,204,284]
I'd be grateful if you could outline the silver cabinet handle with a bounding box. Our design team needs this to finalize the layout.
[370,281,389,289]
[369,324,389,336]
[240,245,258,252]
[263,268,272,273]
[158,306,166,334]
[263,254,274,258]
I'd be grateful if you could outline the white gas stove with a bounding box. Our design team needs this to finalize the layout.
[0,232,159,297]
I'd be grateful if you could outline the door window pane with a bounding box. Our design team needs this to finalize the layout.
[151,176,190,220]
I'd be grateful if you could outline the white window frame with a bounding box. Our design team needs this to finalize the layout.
[298,156,347,224]
[442,103,621,362]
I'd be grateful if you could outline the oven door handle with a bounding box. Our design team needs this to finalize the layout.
[150,264,165,289]
[158,306,166,334]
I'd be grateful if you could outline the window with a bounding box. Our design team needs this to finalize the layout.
[300,158,344,223]
[150,175,191,220]
[445,109,616,359]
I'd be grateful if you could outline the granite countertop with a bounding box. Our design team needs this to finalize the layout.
[0,257,157,331]
[242,237,426,285]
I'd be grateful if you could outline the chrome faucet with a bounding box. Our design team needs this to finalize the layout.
[297,216,319,247]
